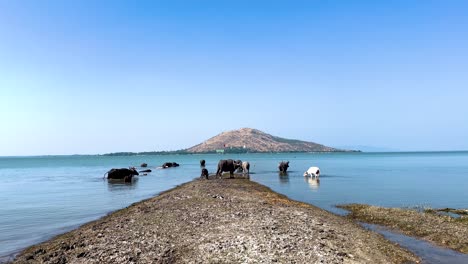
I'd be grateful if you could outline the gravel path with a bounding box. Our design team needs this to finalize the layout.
[13,177,419,263]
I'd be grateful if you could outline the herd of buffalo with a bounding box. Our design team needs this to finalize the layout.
[105,159,293,182]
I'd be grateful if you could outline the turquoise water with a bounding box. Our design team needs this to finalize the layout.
[1,152,467,261]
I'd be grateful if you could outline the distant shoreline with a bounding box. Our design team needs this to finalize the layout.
[101,149,360,156]
[3,150,468,158]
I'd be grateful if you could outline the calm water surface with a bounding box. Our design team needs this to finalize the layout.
[1,152,467,260]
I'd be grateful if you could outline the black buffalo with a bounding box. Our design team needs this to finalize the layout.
[105,168,139,182]
[278,161,289,173]
[201,168,209,179]
[234,160,243,172]
[200,159,206,167]
[140,163,148,167]
[162,162,180,169]
[216,159,242,178]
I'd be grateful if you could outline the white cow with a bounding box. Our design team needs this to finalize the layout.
[242,161,250,174]
[304,166,320,178]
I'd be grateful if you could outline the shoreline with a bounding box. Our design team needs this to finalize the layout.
[339,204,468,254]
[4,150,468,158]
[11,175,419,263]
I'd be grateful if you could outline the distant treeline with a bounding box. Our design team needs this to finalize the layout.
[102,148,251,156]
[102,150,189,156]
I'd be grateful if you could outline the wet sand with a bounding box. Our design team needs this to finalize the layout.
[12,176,419,263]
[340,204,468,254]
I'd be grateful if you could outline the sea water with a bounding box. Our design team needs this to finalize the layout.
[0,152,467,261]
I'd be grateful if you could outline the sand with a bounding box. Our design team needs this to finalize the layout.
[13,175,419,263]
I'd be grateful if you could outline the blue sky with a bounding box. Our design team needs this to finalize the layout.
[1,1,467,155]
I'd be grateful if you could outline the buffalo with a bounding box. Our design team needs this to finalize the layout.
[216,159,242,178]
[278,161,289,173]
[201,168,209,179]
[162,162,180,169]
[235,160,244,172]
[105,168,139,182]
[141,163,148,167]
[200,159,206,167]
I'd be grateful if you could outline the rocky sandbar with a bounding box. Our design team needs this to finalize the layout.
[13,177,419,263]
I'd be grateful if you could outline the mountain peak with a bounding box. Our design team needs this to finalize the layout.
[222,128,261,134]
[186,128,344,153]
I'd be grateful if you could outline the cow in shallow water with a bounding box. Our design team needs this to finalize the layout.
[304,166,320,178]
[278,161,289,173]
[216,159,242,178]
[105,168,139,182]
[241,161,250,174]
[200,160,206,167]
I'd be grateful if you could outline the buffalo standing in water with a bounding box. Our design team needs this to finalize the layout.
[216,159,242,178]
[201,168,209,179]
[278,161,289,173]
[200,160,206,167]
[162,162,180,169]
[105,168,139,182]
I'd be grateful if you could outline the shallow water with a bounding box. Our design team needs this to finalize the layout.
[362,223,468,264]
[247,151,468,214]
[0,152,467,260]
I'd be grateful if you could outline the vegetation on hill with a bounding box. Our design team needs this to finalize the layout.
[102,128,355,156]
[186,128,347,153]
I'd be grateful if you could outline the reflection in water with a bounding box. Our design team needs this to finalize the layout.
[305,177,320,191]
[278,172,289,184]
[107,178,138,192]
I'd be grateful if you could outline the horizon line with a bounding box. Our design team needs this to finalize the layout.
[1,149,468,158]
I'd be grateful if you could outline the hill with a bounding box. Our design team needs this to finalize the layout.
[186,128,347,153]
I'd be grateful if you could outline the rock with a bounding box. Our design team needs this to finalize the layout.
[11,179,419,264]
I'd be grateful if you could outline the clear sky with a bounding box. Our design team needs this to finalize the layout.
[1,0,467,155]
